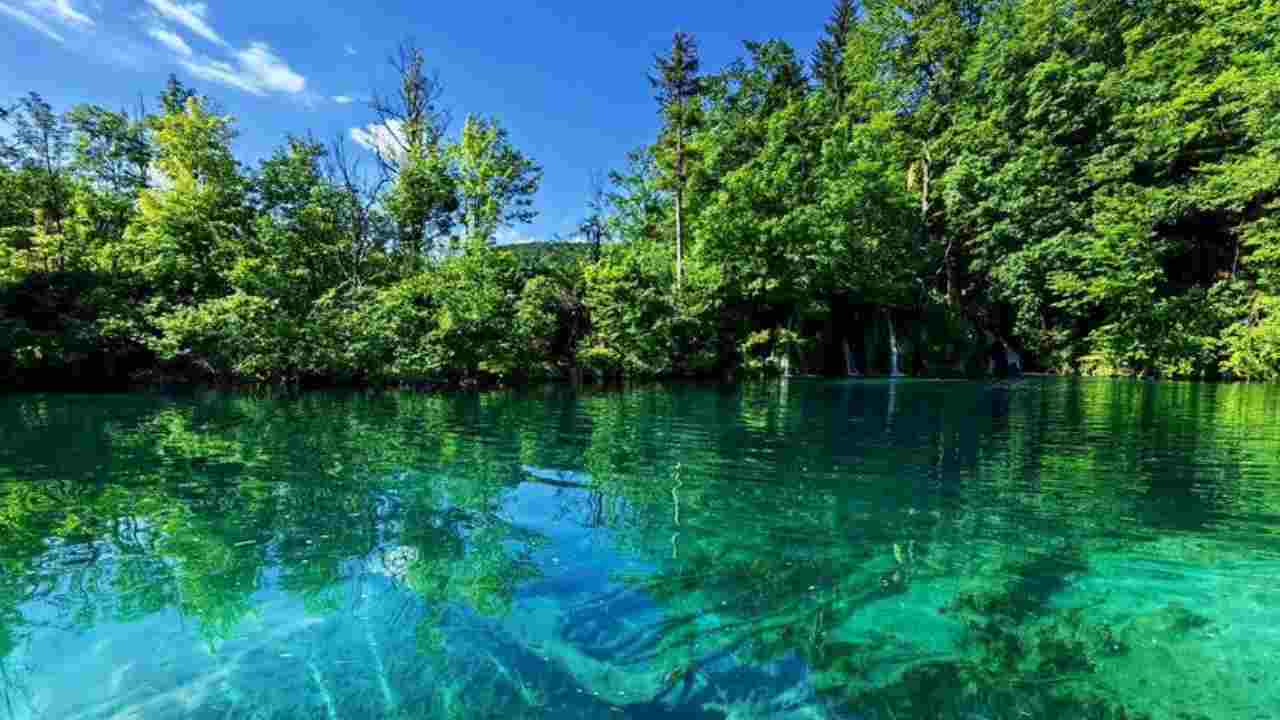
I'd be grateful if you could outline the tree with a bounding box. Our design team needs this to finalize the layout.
[812,0,858,107]
[862,0,987,309]
[66,105,150,196]
[580,238,685,377]
[119,97,248,303]
[452,115,542,244]
[2,93,72,270]
[367,241,531,383]
[372,42,456,264]
[64,104,152,250]
[651,31,704,288]
[0,104,16,167]
[5,13,1280,386]
[576,171,611,262]
[246,137,353,305]
[607,148,666,246]
[158,74,198,115]
[695,40,818,310]
[324,133,389,290]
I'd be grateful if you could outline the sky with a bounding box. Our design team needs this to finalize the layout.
[2,0,838,242]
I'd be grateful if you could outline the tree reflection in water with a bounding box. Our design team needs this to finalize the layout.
[0,380,1278,718]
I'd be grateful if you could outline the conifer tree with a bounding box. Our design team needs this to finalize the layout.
[812,0,858,107]
[650,31,703,288]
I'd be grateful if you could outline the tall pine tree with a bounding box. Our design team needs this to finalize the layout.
[812,0,858,108]
[650,31,703,288]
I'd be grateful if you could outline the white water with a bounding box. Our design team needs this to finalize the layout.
[887,314,903,377]
[781,315,797,377]
[1007,348,1023,375]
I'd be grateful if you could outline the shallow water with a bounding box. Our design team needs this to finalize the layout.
[1,379,1278,719]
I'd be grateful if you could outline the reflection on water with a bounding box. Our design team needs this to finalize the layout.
[1,379,1279,719]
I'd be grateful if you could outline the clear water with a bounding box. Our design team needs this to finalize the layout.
[1,379,1279,720]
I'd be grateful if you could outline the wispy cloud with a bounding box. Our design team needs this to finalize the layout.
[333,95,357,105]
[0,0,94,43]
[144,0,224,47]
[147,26,192,57]
[180,41,306,96]
[344,43,357,56]
[141,0,305,99]
[0,2,65,42]
[236,42,305,94]
[30,0,91,25]
[350,119,405,161]
[180,57,258,94]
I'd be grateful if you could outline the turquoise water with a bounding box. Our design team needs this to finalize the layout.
[1,379,1279,719]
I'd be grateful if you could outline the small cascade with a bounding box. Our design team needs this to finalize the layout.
[886,313,903,377]
[780,314,798,377]
[1007,348,1024,377]
[843,338,858,376]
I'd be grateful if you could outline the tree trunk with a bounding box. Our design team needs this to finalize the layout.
[919,145,961,308]
[675,185,684,287]
[945,240,962,308]
[675,130,685,288]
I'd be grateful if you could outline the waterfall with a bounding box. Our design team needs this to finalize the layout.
[843,338,857,376]
[1007,348,1024,376]
[886,313,903,377]
[780,314,798,377]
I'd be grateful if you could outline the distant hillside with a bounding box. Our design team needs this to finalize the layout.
[500,241,596,265]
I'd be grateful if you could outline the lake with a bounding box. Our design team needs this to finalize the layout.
[1,379,1278,719]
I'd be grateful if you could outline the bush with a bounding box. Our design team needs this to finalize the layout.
[365,242,534,385]
[1222,295,1280,381]
[579,240,720,378]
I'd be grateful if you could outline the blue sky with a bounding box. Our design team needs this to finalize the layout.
[2,0,836,242]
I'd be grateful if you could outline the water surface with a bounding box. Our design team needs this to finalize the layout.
[1,379,1278,719]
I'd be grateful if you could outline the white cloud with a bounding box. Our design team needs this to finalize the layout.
[28,0,91,25]
[235,42,305,94]
[142,0,305,99]
[332,95,356,104]
[350,119,405,161]
[147,26,192,57]
[179,42,306,97]
[144,0,224,47]
[181,56,261,94]
[344,43,356,56]
[1,0,95,42]
[0,2,65,42]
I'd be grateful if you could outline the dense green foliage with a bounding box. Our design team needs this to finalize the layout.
[3,0,1279,386]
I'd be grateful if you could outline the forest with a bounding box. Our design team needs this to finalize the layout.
[2,0,1278,388]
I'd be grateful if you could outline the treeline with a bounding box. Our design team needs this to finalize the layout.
[3,0,1279,388]
[1,48,556,388]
